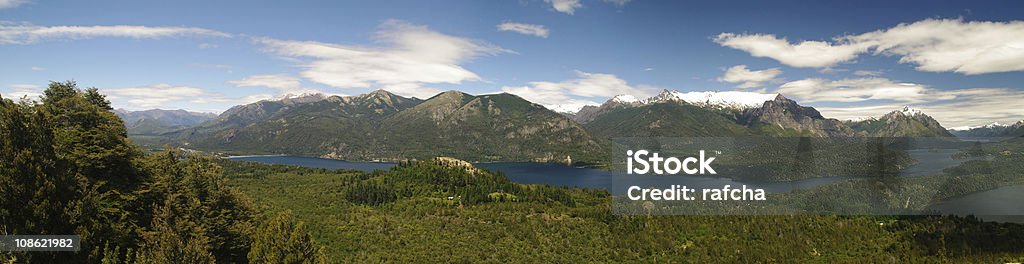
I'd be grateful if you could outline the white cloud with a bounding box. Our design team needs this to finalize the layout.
[198,43,218,49]
[716,18,1024,74]
[102,84,212,108]
[189,63,232,73]
[772,77,1024,127]
[852,70,882,76]
[776,77,938,103]
[29,66,44,71]
[500,71,659,110]
[0,21,230,45]
[497,22,549,38]
[377,83,443,99]
[229,74,301,91]
[100,83,271,110]
[603,0,632,7]
[0,0,28,9]
[714,33,870,68]
[2,84,42,99]
[817,88,1024,128]
[718,65,781,88]
[848,19,1024,75]
[546,0,582,14]
[254,20,506,99]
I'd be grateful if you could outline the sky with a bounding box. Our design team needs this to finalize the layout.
[1,0,1023,128]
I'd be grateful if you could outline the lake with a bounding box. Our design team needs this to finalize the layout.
[927,185,1024,223]
[228,147,970,190]
[228,148,968,192]
[899,149,979,177]
[226,156,872,193]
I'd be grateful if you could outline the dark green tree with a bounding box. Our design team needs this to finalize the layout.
[248,211,326,264]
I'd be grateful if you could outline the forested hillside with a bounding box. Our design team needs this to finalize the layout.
[179,90,606,163]
[224,156,1024,262]
[3,81,1023,263]
[0,81,325,263]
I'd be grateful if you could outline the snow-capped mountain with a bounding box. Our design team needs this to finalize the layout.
[949,122,1010,131]
[949,120,1024,137]
[276,92,329,104]
[845,106,954,137]
[549,103,592,114]
[570,89,779,124]
[897,106,924,116]
[609,94,640,104]
[643,89,778,110]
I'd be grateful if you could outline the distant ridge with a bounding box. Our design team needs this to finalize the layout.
[173,89,604,163]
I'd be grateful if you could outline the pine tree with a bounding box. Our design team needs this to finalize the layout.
[248,211,326,264]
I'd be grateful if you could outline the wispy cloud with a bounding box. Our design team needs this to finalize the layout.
[2,84,42,99]
[188,63,233,73]
[228,74,327,96]
[817,88,1024,128]
[254,19,508,99]
[102,84,212,108]
[714,33,869,68]
[852,70,882,76]
[501,71,660,111]
[776,77,936,103]
[773,77,1024,127]
[546,0,582,15]
[497,22,549,38]
[719,65,782,89]
[0,0,28,9]
[0,21,230,45]
[101,84,268,109]
[716,18,1024,75]
[603,0,632,7]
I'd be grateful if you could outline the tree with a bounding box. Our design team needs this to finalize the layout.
[1,81,293,263]
[248,211,326,264]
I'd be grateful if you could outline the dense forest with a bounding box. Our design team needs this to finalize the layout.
[224,157,1024,262]
[3,82,1024,262]
[0,82,325,263]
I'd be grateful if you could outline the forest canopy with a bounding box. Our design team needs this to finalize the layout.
[0,81,324,263]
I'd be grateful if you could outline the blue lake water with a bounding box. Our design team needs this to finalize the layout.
[227,156,859,193]
[227,149,966,192]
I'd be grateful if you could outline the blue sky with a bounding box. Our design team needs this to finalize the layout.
[1,0,1023,127]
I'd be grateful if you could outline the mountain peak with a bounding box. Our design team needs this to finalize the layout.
[367,89,394,97]
[609,94,639,104]
[441,90,468,97]
[644,90,777,110]
[773,94,788,102]
[277,93,328,104]
[898,105,923,116]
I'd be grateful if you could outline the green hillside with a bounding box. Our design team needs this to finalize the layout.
[223,158,1024,262]
[179,90,606,163]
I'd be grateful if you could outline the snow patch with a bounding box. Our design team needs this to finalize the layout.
[899,106,923,116]
[549,103,593,114]
[643,90,777,109]
[610,94,639,104]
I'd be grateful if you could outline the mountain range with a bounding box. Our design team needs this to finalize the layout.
[122,89,964,162]
[949,121,1024,137]
[167,90,604,163]
[844,106,955,137]
[574,90,903,138]
[115,109,217,135]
